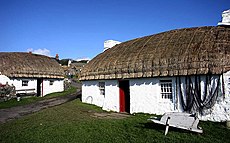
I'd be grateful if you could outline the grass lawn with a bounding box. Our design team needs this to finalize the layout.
[0,99,229,143]
[0,86,77,109]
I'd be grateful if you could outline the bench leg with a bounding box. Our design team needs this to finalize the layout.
[164,117,170,135]
[165,125,169,135]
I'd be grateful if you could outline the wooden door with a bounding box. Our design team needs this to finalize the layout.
[119,80,130,113]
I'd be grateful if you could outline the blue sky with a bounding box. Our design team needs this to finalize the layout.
[0,0,229,60]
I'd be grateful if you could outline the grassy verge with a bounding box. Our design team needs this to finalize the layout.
[0,86,77,109]
[0,99,229,143]
[43,86,77,99]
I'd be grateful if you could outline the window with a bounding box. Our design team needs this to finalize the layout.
[49,80,54,85]
[99,82,105,96]
[160,80,172,100]
[22,80,28,86]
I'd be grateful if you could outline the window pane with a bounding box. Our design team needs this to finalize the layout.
[160,80,172,100]
[22,80,28,86]
[99,82,105,96]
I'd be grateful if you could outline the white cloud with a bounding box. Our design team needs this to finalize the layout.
[75,57,91,61]
[27,48,51,57]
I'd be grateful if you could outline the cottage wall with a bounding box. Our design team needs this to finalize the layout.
[82,78,177,114]
[197,72,230,122]
[129,78,176,115]
[42,79,64,96]
[175,75,228,122]
[82,80,104,107]
[82,74,230,122]
[9,78,64,96]
[11,78,37,93]
[102,80,120,112]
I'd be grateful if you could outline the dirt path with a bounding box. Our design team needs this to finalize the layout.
[0,91,81,123]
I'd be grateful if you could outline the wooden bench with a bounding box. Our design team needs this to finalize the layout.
[16,88,36,100]
[148,112,203,135]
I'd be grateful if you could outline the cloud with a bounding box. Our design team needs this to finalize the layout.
[27,48,51,57]
[75,57,91,61]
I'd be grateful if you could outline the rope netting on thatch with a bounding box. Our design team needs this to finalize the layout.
[80,26,230,80]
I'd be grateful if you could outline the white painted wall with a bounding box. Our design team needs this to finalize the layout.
[11,78,37,94]
[9,77,64,96]
[82,78,177,114]
[42,79,64,96]
[82,80,103,107]
[198,72,230,122]
[0,75,13,85]
[82,80,120,112]
[129,78,176,115]
[102,80,120,112]
[81,74,230,122]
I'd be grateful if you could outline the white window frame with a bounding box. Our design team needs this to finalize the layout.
[99,82,105,96]
[160,79,173,100]
[22,80,29,86]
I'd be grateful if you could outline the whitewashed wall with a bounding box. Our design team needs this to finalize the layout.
[42,79,64,96]
[129,78,176,115]
[9,78,64,96]
[11,78,37,94]
[197,72,230,122]
[174,75,229,122]
[102,80,120,112]
[82,74,230,122]
[82,78,177,114]
[82,80,104,107]
[82,80,120,112]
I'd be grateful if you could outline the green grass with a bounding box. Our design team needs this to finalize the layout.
[0,86,77,109]
[0,99,229,143]
[43,86,77,99]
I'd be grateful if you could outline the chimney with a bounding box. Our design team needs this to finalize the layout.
[218,9,230,26]
[104,40,121,51]
[55,54,59,60]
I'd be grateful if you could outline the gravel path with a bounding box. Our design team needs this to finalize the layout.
[0,90,81,124]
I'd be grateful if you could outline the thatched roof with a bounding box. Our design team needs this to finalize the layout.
[80,26,230,81]
[0,52,64,78]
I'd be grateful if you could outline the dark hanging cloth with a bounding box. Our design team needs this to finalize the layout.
[178,73,221,114]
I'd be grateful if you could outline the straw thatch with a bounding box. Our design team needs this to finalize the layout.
[80,26,230,80]
[0,52,64,78]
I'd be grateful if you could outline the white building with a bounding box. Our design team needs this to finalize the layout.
[0,52,64,97]
[80,24,230,122]
[104,40,121,51]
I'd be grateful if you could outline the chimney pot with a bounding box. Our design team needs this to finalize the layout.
[218,9,230,26]
[55,54,59,60]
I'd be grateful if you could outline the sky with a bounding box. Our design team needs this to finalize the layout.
[0,0,229,60]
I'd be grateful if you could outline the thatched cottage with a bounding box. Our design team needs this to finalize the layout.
[80,11,230,122]
[0,52,64,96]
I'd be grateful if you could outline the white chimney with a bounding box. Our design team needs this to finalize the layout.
[104,40,121,51]
[218,9,230,26]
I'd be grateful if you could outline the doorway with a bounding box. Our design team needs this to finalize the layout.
[119,80,130,113]
[37,78,43,97]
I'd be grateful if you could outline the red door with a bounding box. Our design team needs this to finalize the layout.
[119,86,126,112]
[119,80,130,113]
